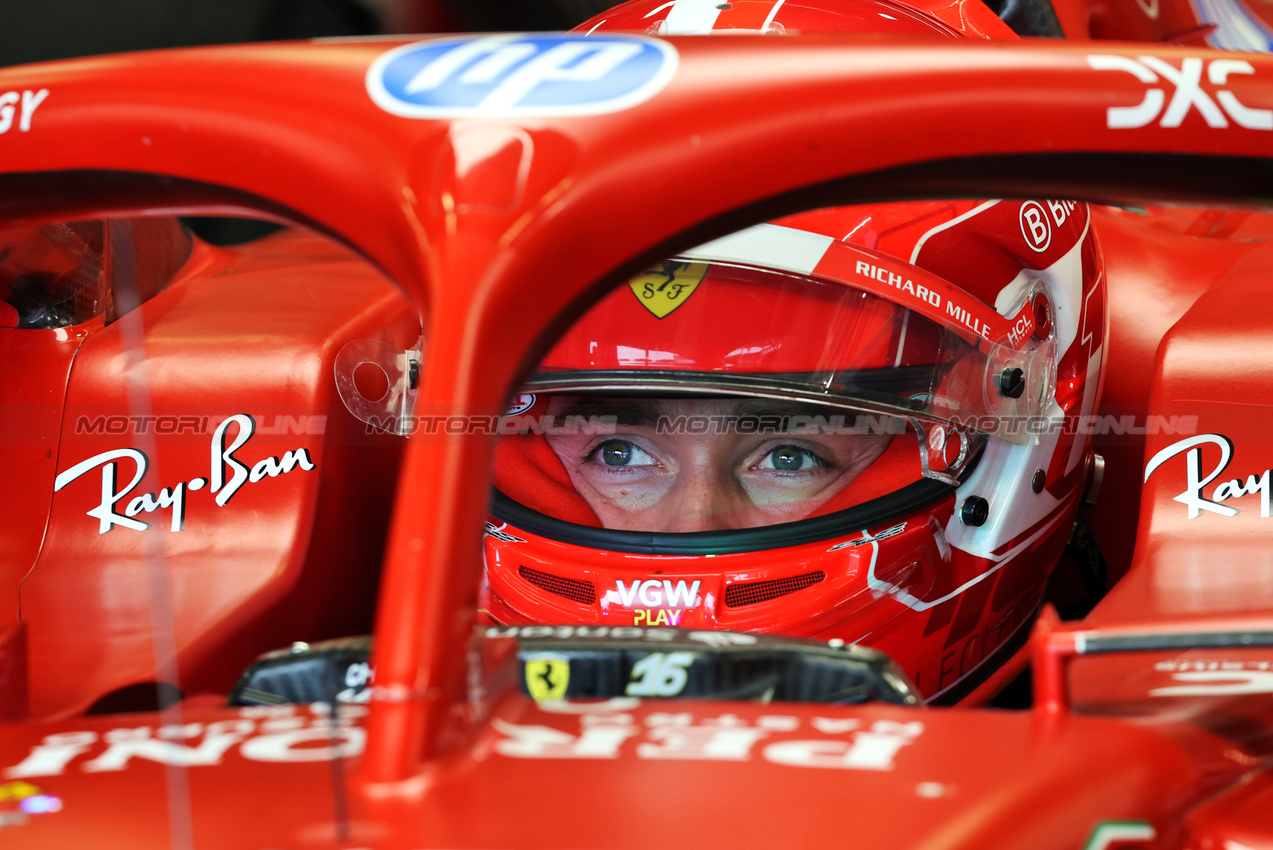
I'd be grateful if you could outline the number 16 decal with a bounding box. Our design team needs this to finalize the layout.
[626,652,694,697]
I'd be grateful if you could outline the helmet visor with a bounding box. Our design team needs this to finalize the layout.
[493,255,1052,533]
[532,258,1054,446]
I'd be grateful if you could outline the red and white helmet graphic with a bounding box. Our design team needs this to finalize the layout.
[485,195,1105,701]
[576,0,1015,39]
[475,0,1106,701]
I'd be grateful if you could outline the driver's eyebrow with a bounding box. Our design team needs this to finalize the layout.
[556,398,662,426]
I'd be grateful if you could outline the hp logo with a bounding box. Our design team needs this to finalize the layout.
[366,35,678,118]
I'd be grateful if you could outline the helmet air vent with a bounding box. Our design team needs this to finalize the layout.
[518,565,597,605]
[724,571,826,608]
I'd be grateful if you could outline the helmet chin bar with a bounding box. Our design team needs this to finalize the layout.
[334,336,423,436]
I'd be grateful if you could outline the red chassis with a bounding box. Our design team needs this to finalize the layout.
[1,24,1273,850]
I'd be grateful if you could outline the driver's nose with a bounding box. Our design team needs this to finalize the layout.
[658,465,747,532]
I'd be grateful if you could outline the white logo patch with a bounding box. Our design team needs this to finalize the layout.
[1019,201,1052,252]
[0,89,49,134]
[53,414,316,533]
[367,35,678,118]
[1087,55,1273,130]
[1143,433,1271,519]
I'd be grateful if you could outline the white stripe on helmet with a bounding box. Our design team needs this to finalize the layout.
[664,0,725,34]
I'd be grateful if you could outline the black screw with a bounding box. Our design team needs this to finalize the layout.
[409,359,420,390]
[999,367,1025,399]
[961,496,990,527]
[716,2,732,7]
[1032,469,1046,493]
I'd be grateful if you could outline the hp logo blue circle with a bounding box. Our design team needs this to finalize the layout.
[367,35,679,118]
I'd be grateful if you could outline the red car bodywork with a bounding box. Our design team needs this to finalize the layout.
[0,18,1271,850]
[1053,0,1273,46]
[3,228,414,720]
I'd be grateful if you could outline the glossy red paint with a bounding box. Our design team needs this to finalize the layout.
[0,23,1270,850]
[1053,0,1273,47]
[0,694,1215,848]
[4,228,412,719]
[0,326,88,625]
[0,623,27,721]
[1082,205,1260,583]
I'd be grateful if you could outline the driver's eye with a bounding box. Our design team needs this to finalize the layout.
[595,440,656,467]
[758,445,822,472]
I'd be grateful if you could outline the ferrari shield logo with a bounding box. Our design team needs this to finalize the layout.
[628,260,708,319]
[524,653,570,701]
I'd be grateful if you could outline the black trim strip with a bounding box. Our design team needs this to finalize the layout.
[1081,631,1273,654]
[528,368,937,412]
[491,476,956,556]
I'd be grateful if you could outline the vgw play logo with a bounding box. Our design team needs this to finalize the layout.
[366,34,678,118]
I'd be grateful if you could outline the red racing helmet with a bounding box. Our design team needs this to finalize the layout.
[484,193,1106,702]
[473,0,1105,702]
[573,0,1016,39]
